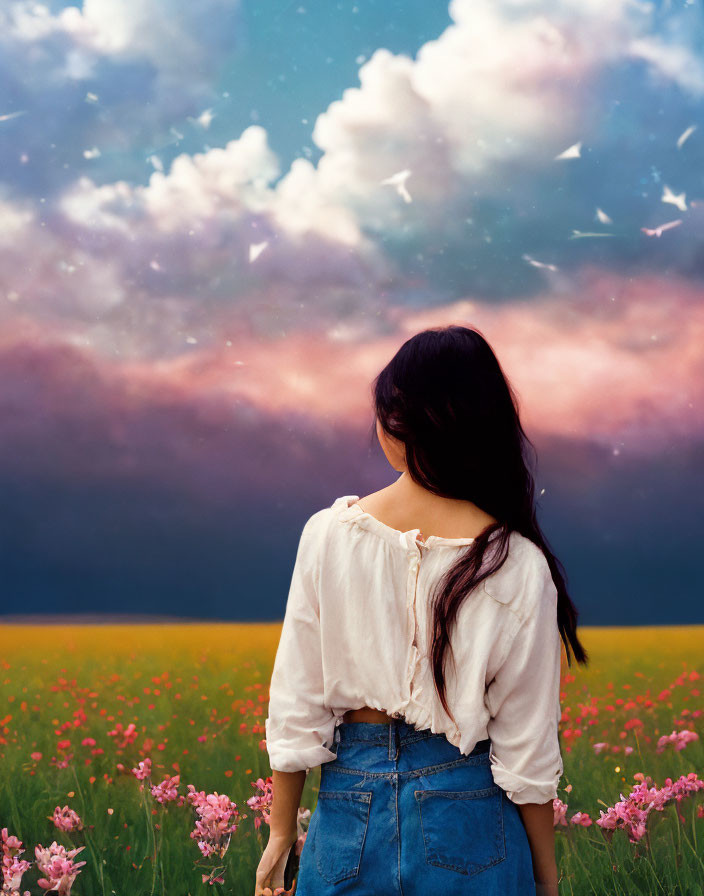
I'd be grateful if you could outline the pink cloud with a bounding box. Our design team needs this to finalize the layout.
[119,265,701,454]
[0,264,697,489]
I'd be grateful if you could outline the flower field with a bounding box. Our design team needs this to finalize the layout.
[1,623,702,896]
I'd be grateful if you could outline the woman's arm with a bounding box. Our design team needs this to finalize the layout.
[254,770,306,895]
[257,511,337,894]
[481,550,564,889]
[517,800,559,895]
[269,769,306,842]
[264,511,338,774]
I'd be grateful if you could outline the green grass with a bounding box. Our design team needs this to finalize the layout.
[0,623,702,895]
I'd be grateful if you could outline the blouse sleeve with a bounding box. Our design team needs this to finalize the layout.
[264,511,338,773]
[484,551,564,805]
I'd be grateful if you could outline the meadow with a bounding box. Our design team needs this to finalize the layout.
[0,623,702,896]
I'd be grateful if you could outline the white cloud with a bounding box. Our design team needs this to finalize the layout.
[271,158,365,246]
[0,195,35,246]
[303,0,655,223]
[628,36,704,95]
[142,127,279,231]
[5,0,242,73]
[0,193,125,320]
[0,0,243,171]
[60,124,370,250]
[60,178,135,234]
[60,127,277,233]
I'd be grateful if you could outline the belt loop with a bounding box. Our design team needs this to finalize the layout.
[388,719,400,761]
[334,724,341,745]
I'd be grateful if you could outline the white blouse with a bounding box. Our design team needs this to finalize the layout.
[264,494,564,805]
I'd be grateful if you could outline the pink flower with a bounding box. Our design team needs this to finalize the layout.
[1,829,24,855]
[185,785,208,808]
[80,738,96,748]
[596,773,704,843]
[294,808,310,855]
[569,811,593,826]
[30,752,43,762]
[553,798,569,827]
[593,742,609,755]
[2,827,32,895]
[246,776,274,830]
[655,729,699,754]
[107,722,138,749]
[34,842,86,896]
[52,806,83,833]
[132,758,152,781]
[186,785,243,859]
[3,855,32,894]
[150,774,181,804]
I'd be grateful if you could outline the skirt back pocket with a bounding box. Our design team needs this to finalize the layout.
[414,784,505,876]
[310,789,373,884]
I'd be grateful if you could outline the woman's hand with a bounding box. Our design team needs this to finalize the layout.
[254,829,299,896]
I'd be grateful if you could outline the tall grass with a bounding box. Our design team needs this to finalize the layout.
[0,623,702,895]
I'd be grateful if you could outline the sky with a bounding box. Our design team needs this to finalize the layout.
[0,0,702,624]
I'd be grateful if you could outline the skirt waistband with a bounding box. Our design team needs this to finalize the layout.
[333,719,491,757]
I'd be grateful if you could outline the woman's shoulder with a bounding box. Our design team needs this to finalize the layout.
[299,504,336,541]
[482,531,553,618]
[298,496,353,548]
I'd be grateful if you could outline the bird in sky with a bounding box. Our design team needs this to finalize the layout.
[662,184,687,212]
[522,254,558,271]
[380,169,412,203]
[676,125,696,149]
[640,219,682,238]
[596,207,613,224]
[0,110,26,122]
[554,141,582,160]
[249,241,269,262]
[188,108,215,129]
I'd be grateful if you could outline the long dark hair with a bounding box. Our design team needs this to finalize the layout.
[368,325,588,723]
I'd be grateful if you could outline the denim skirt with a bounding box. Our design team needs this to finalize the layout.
[295,719,536,895]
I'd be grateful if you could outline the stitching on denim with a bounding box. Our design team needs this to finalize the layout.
[338,732,491,751]
[349,772,373,790]
[339,730,445,748]
[317,789,372,801]
[322,753,490,779]
[414,784,499,801]
[353,791,372,879]
[415,783,435,873]
[425,852,507,876]
[395,776,404,896]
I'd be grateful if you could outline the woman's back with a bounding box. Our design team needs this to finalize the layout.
[265,493,564,808]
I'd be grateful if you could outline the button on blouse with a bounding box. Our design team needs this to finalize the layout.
[264,494,564,805]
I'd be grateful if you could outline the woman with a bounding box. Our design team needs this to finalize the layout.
[255,325,588,896]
